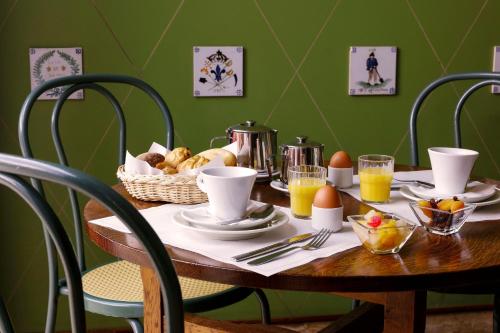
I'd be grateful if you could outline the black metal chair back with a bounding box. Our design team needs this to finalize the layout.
[409,72,500,166]
[0,153,183,332]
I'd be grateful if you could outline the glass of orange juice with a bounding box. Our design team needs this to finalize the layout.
[288,165,326,219]
[358,155,394,203]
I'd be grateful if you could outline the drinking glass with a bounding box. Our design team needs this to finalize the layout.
[287,165,326,219]
[358,155,394,203]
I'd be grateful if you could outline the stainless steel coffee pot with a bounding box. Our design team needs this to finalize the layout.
[211,120,278,173]
[280,136,324,184]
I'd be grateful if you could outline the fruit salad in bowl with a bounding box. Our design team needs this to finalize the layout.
[348,210,417,254]
[409,197,476,236]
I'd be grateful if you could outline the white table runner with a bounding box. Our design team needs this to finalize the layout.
[340,170,500,223]
[89,203,361,277]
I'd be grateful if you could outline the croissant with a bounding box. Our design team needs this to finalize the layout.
[164,147,192,167]
[176,155,210,172]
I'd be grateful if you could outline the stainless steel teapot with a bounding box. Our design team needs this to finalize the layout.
[211,120,278,173]
[280,136,324,184]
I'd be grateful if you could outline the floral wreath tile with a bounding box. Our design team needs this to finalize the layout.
[29,47,84,100]
[348,46,397,96]
[193,46,243,97]
[492,46,500,94]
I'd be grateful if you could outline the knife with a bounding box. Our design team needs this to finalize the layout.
[232,233,313,262]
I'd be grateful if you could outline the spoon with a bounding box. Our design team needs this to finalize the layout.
[217,204,274,226]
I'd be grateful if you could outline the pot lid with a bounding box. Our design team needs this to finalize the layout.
[281,136,323,149]
[228,120,276,133]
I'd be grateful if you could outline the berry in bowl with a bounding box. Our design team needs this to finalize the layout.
[348,210,417,254]
[409,198,476,236]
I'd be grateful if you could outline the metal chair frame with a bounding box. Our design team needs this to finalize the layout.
[408,72,500,333]
[18,74,270,331]
[0,153,183,332]
[409,72,500,166]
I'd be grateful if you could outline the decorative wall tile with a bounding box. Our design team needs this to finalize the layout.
[193,46,243,97]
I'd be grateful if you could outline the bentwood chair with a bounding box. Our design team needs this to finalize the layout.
[409,72,500,333]
[0,153,183,332]
[18,74,270,332]
[0,153,294,333]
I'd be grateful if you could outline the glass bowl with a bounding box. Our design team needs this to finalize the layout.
[408,201,476,236]
[347,213,417,254]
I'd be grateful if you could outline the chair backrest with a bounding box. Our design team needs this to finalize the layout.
[409,72,500,166]
[0,153,184,332]
[18,73,174,272]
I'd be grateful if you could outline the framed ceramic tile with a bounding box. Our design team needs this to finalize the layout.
[193,46,243,97]
[29,47,84,100]
[492,46,500,94]
[348,46,397,96]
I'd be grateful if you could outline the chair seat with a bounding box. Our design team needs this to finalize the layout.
[81,260,251,318]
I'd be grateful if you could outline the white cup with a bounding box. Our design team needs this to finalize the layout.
[428,147,479,195]
[196,167,257,220]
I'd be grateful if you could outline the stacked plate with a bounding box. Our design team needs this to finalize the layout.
[174,202,289,240]
[399,181,500,207]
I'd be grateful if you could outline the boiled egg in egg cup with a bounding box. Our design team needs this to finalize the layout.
[312,185,343,232]
[327,151,353,188]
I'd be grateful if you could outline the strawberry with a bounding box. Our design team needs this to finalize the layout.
[368,215,382,228]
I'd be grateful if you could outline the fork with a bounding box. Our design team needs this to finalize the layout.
[247,228,333,265]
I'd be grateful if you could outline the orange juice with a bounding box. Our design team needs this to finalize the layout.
[359,168,393,203]
[288,178,325,218]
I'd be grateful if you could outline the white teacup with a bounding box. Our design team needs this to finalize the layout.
[196,167,257,220]
[428,147,479,195]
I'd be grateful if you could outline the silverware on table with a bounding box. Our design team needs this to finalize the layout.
[247,228,333,266]
[393,179,435,189]
[232,232,314,262]
[218,204,274,226]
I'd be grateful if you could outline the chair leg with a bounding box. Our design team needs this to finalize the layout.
[494,294,499,333]
[126,318,144,333]
[352,299,361,310]
[254,288,271,325]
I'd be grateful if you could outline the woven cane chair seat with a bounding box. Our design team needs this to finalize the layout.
[82,260,235,302]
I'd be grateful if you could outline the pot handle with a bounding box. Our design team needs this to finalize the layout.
[210,135,227,148]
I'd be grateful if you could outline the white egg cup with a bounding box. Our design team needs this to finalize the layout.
[327,166,353,188]
[312,206,343,232]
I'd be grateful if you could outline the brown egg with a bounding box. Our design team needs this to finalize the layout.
[313,185,342,208]
[329,151,353,168]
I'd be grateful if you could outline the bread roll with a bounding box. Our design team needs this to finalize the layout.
[136,152,165,167]
[176,155,210,172]
[198,148,236,166]
[161,165,178,175]
[164,147,192,167]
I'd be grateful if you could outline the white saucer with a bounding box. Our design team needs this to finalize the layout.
[173,211,289,240]
[400,185,500,207]
[180,203,277,230]
[270,180,289,193]
[407,181,496,203]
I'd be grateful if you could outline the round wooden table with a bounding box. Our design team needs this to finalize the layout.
[84,167,500,333]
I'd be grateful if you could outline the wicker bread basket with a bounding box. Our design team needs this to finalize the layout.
[117,165,208,204]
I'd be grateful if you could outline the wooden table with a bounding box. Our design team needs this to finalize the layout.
[84,167,500,333]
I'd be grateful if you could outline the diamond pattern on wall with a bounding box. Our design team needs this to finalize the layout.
[0,0,499,331]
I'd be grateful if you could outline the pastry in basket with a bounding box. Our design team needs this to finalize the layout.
[155,161,178,175]
[177,155,210,172]
[164,147,192,167]
[198,148,236,166]
[136,152,165,167]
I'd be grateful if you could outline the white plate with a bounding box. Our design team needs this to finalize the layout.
[407,181,496,203]
[180,203,277,230]
[255,169,280,181]
[400,185,500,207]
[173,211,289,240]
[270,180,289,193]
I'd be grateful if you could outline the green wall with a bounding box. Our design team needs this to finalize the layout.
[1,0,499,331]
